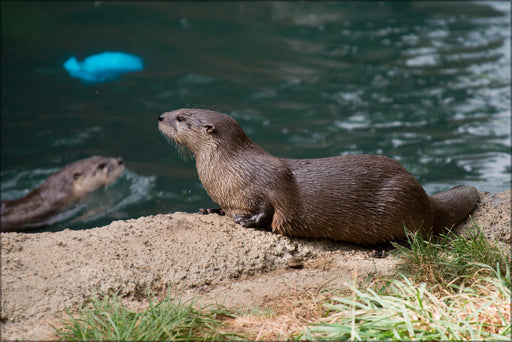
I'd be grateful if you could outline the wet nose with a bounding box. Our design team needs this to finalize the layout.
[117,157,123,165]
[158,114,164,122]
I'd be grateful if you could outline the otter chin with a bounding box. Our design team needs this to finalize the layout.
[158,108,479,245]
[1,156,125,232]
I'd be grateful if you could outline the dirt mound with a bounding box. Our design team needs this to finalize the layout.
[1,190,509,340]
[455,190,511,245]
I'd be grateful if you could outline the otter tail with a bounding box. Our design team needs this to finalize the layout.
[430,185,479,233]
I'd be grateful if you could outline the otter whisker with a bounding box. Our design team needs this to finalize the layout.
[175,143,192,161]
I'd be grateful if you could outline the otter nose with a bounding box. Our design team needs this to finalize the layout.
[158,114,164,122]
[117,157,123,165]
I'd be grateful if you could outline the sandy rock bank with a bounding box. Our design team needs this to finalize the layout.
[1,190,509,340]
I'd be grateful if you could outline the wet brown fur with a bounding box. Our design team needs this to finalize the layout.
[1,156,124,232]
[158,108,479,245]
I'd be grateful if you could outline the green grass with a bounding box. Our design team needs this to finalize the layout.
[53,290,239,341]
[391,223,510,289]
[302,223,511,340]
[303,271,510,340]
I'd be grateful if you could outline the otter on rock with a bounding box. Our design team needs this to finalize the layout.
[158,109,479,245]
[1,156,125,232]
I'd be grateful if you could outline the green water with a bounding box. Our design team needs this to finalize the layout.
[1,2,510,231]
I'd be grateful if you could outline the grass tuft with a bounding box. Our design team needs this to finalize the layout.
[391,223,510,289]
[53,290,239,341]
[302,222,511,340]
[305,272,510,340]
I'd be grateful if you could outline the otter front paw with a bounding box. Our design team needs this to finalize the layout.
[234,214,257,227]
[234,212,269,228]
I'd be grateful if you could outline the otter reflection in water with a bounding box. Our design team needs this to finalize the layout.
[1,156,125,232]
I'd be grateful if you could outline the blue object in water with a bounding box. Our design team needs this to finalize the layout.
[63,52,144,83]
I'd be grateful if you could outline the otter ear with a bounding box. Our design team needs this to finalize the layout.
[203,123,215,134]
[73,172,83,181]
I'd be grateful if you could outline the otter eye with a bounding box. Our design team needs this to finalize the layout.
[98,163,107,170]
[176,116,184,122]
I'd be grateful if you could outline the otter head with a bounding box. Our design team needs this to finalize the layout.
[68,156,125,197]
[158,108,251,157]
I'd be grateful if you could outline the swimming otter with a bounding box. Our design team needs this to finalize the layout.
[158,108,479,245]
[1,156,124,232]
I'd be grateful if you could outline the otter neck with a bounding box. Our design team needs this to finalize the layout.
[193,139,269,195]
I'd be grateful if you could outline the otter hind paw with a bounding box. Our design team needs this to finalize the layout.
[199,208,225,215]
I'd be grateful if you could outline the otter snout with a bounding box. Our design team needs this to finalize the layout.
[158,110,179,124]
[158,111,174,128]
[158,108,194,125]
[101,156,125,186]
[158,111,179,141]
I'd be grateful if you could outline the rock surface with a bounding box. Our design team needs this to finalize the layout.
[1,190,509,340]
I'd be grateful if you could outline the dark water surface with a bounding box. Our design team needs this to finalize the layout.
[1,2,510,231]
